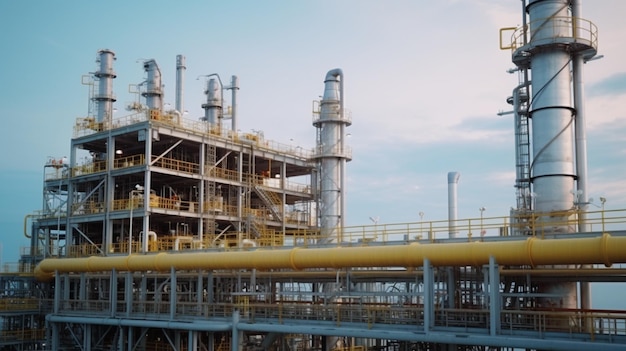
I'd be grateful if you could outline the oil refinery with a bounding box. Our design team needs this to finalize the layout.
[2,1,626,350]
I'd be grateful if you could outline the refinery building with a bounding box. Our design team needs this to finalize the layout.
[2,1,626,350]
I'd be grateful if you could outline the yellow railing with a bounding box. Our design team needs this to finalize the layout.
[152,155,200,174]
[73,110,314,158]
[339,208,626,244]
[58,208,626,257]
[507,16,598,52]
[0,298,39,311]
[113,154,145,169]
[0,328,45,341]
[71,160,107,176]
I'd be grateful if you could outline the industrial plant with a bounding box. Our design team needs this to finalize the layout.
[2,1,626,350]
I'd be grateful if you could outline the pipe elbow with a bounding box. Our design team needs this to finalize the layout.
[34,260,54,283]
[325,68,343,82]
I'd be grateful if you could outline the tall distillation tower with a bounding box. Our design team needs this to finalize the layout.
[93,49,117,125]
[505,0,598,309]
[313,69,352,243]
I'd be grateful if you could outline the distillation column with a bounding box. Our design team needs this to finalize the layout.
[508,0,598,309]
[313,69,351,243]
[202,78,222,128]
[94,49,117,124]
[142,59,163,110]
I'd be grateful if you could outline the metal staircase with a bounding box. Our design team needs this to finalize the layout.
[253,185,283,222]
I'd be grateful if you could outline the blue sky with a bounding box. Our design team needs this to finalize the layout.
[1,1,625,306]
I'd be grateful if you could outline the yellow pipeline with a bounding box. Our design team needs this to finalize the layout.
[34,234,626,282]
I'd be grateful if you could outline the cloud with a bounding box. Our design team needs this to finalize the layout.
[588,72,626,97]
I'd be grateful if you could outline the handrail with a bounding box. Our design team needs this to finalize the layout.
[508,16,598,53]
[73,110,314,158]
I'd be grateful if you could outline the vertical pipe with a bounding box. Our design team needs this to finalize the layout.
[423,258,433,333]
[232,309,241,351]
[141,136,153,253]
[447,172,460,238]
[489,256,500,336]
[125,272,132,317]
[571,0,592,313]
[175,55,186,114]
[170,267,177,319]
[94,49,116,124]
[231,75,239,132]
[110,269,117,317]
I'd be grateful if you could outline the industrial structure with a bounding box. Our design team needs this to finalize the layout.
[2,1,626,350]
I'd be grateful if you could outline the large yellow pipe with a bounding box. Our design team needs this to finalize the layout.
[35,234,626,282]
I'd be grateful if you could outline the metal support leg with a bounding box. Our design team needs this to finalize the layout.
[489,256,500,336]
[423,258,433,333]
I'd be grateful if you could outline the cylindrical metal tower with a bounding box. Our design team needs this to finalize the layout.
[175,55,186,114]
[142,59,163,110]
[313,69,351,243]
[202,78,222,128]
[509,0,598,309]
[93,49,116,124]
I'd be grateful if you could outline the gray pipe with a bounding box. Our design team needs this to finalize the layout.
[447,172,460,238]
[175,55,186,114]
[571,0,592,313]
[231,75,239,132]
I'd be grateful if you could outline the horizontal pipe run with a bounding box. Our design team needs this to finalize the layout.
[47,315,231,332]
[35,234,626,282]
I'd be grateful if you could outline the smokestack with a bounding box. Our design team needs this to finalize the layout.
[448,172,460,239]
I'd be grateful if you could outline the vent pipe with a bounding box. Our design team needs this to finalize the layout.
[230,75,239,132]
[448,172,460,239]
[175,55,186,114]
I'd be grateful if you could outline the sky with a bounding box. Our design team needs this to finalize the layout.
[1,1,625,306]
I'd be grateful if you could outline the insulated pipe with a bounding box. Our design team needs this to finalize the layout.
[35,234,626,282]
[94,49,116,124]
[447,172,460,238]
[142,59,163,110]
[175,55,185,114]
